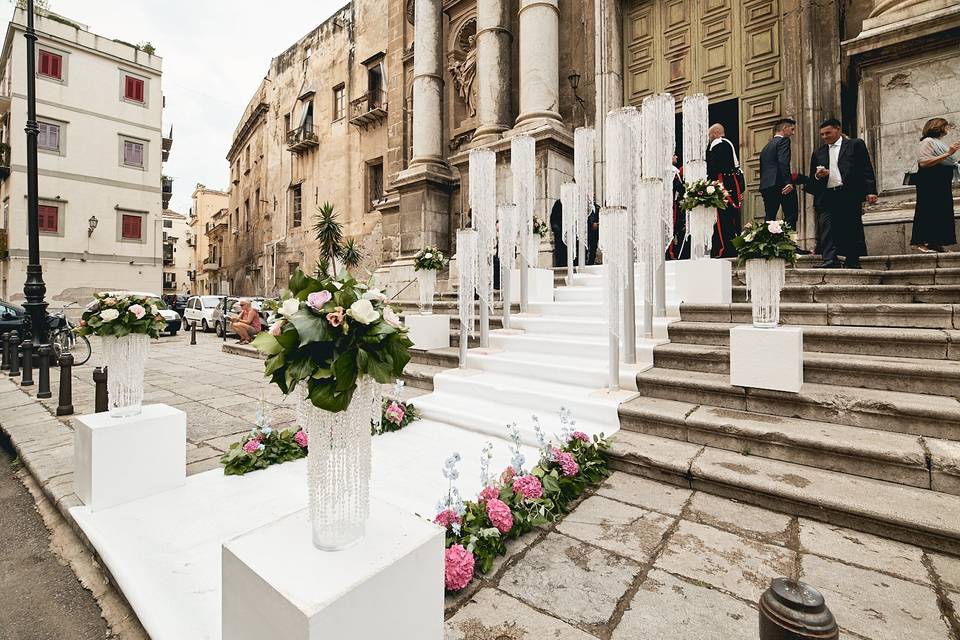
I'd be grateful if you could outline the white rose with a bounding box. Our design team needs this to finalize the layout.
[362,289,386,302]
[346,299,380,325]
[149,304,158,315]
[100,309,120,322]
[280,298,301,318]
[424,252,433,259]
[706,186,715,195]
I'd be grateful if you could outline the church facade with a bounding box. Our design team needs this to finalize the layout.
[212,0,959,296]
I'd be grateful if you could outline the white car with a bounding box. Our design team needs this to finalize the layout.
[184,295,224,332]
[103,291,182,336]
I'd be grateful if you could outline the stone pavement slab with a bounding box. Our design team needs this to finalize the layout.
[929,553,960,593]
[686,492,793,545]
[556,495,674,560]
[596,471,692,515]
[445,589,597,640]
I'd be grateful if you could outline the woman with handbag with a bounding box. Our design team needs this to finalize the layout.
[911,118,960,253]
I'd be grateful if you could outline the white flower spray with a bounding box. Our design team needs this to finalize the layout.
[479,441,495,488]
[506,422,526,475]
[436,452,465,534]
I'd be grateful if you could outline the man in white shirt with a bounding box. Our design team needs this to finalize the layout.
[806,118,879,269]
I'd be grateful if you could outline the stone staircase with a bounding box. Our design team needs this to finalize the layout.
[397,253,960,553]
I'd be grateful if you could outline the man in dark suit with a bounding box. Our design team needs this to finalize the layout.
[706,123,744,257]
[805,118,878,269]
[758,118,799,229]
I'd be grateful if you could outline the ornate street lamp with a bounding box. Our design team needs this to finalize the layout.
[22,0,48,345]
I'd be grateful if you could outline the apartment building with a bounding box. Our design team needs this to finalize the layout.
[187,184,229,295]
[0,7,168,307]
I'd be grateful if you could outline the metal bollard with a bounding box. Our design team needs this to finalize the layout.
[190,321,197,345]
[759,578,838,640]
[1,331,9,371]
[93,366,108,413]
[8,330,20,378]
[20,339,34,387]
[55,353,74,416]
[36,344,52,399]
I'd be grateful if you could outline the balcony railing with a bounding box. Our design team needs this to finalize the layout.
[205,220,227,236]
[0,144,9,181]
[286,125,319,153]
[162,126,173,162]
[161,176,173,209]
[0,228,7,260]
[348,92,387,129]
[202,258,219,273]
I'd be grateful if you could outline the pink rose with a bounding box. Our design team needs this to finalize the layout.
[384,401,405,425]
[570,431,590,444]
[294,430,308,448]
[478,485,500,502]
[128,304,146,319]
[326,307,345,328]
[383,306,403,329]
[766,220,783,235]
[242,439,261,454]
[434,509,461,529]
[485,498,513,534]
[306,290,332,311]
[269,320,285,336]
[444,544,475,592]
[512,475,543,501]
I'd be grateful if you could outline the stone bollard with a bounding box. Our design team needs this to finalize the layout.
[93,366,109,413]
[8,330,20,378]
[36,344,52,399]
[20,339,34,387]
[190,321,197,345]
[759,578,838,640]
[56,352,74,416]
[1,331,9,371]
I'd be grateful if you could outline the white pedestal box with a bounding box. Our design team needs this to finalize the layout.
[73,404,186,512]
[221,500,444,640]
[510,268,554,304]
[670,259,732,305]
[730,326,803,393]
[405,313,451,351]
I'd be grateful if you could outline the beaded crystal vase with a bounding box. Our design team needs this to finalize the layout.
[687,205,715,260]
[101,334,150,418]
[301,375,380,551]
[745,258,786,328]
[417,268,436,315]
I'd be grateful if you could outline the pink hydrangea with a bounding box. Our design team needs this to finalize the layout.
[434,509,461,529]
[385,401,405,425]
[570,431,591,444]
[512,474,543,501]
[552,448,579,477]
[485,498,513,534]
[444,544,475,592]
[242,439,261,454]
[478,485,500,502]
[294,430,308,449]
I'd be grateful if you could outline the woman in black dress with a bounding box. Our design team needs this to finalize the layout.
[911,118,960,252]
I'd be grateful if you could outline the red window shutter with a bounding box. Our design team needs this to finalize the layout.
[38,51,62,79]
[125,76,144,102]
[51,53,61,79]
[122,214,142,240]
[135,78,144,102]
[38,205,57,233]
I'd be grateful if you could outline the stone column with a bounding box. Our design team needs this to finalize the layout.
[410,0,445,168]
[474,0,512,141]
[515,0,562,128]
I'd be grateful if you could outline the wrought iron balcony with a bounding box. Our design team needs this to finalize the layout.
[161,176,173,209]
[202,258,219,273]
[348,92,387,129]
[162,126,173,162]
[286,125,319,153]
[0,143,9,181]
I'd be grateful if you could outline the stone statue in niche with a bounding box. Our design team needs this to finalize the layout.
[449,34,477,118]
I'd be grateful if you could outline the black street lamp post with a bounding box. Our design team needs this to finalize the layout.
[22,0,48,346]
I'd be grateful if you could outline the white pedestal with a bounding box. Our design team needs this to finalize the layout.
[671,259,732,304]
[74,404,186,512]
[222,500,444,640]
[405,313,451,351]
[730,325,803,393]
[510,268,554,303]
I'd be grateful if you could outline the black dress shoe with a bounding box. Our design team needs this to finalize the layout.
[796,249,813,255]
[817,261,842,269]
[844,261,862,269]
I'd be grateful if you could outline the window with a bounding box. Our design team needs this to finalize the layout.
[122,138,145,168]
[244,199,250,232]
[367,64,383,105]
[291,184,302,227]
[244,145,250,172]
[368,160,384,209]
[288,262,300,277]
[123,75,145,103]
[38,204,58,233]
[298,100,314,132]
[121,213,143,241]
[37,121,60,152]
[333,85,345,121]
[163,272,176,288]
[163,219,173,228]
[284,112,291,134]
[38,49,62,80]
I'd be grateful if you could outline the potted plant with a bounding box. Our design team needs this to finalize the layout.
[731,220,799,328]
[680,178,730,260]
[252,269,412,550]
[75,293,167,417]
[412,246,447,315]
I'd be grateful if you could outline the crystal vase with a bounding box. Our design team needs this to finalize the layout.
[101,334,150,418]
[745,258,786,328]
[417,268,436,315]
[687,205,715,260]
[301,375,380,551]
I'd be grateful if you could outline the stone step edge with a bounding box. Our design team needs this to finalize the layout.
[606,432,960,555]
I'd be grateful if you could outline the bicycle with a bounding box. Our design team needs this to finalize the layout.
[49,302,92,366]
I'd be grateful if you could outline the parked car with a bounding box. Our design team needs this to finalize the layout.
[212,297,267,338]
[0,299,26,334]
[183,295,224,332]
[163,294,189,320]
[103,291,182,336]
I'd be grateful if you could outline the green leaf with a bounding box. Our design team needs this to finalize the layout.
[333,353,358,392]
[264,352,285,376]
[308,379,354,412]
[288,269,310,296]
[288,308,330,346]
[252,331,283,356]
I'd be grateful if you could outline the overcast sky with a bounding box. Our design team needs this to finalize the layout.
[44,0,345,213]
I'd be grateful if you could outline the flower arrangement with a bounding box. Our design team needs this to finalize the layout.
[436,409,610,590]
[220,402,309,476]
[75,292,167,338]
[732,220,800,266]
[413,246,447,272]
[533,216,549,238]
[251,269,413,412]
[680,178,730,211]
[374,380,421,434]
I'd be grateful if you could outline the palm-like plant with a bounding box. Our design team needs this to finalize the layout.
[313,202,344,277]
[341,238,363,272]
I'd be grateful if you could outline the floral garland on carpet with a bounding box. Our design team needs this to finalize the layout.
[436,409,610,592]
[374,380,420,434]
